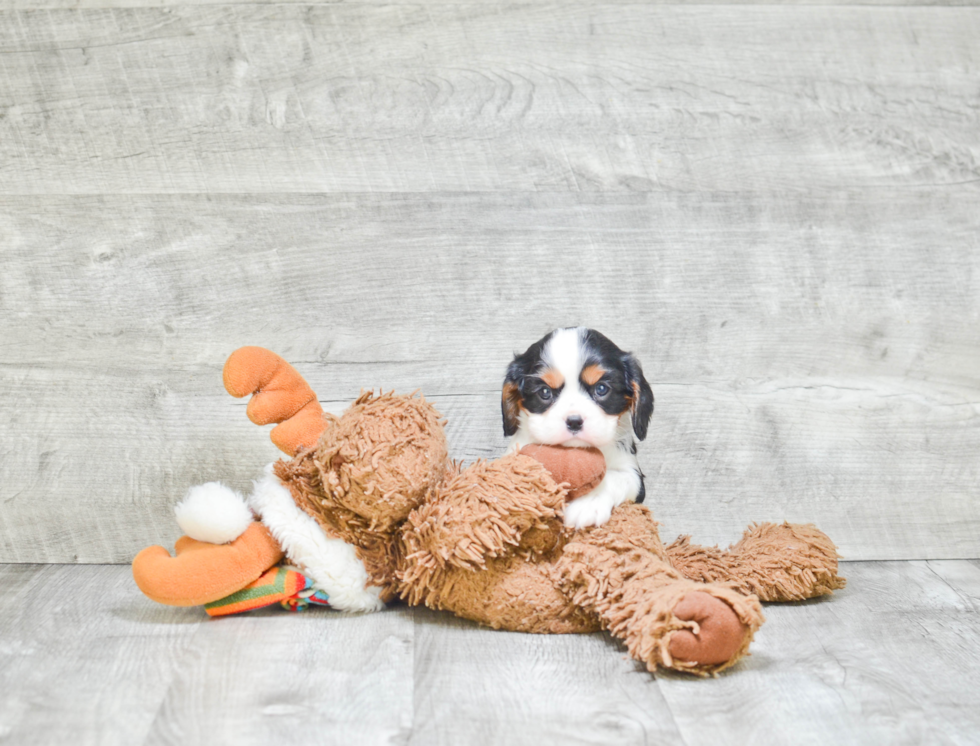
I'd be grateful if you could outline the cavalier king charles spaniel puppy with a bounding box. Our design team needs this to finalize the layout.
[501,327,654,529]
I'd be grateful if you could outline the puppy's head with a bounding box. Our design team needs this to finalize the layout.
[501,328,654,447]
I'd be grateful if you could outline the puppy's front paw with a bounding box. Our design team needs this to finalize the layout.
[563,491,614,530]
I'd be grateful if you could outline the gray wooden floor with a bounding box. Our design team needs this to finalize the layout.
[1,560,978,745]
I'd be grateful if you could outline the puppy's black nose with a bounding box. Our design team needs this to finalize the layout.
[566,415,584,432]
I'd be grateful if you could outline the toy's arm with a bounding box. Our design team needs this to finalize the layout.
[400,446,605,580]
[400,454,568,575]
[223,346,326,456]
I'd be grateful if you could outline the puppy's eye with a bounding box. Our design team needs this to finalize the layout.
[594,382,610,398]
[538,387,553,401]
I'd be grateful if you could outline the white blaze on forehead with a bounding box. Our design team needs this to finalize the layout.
[523,327,622,447]
[542,327,585,387]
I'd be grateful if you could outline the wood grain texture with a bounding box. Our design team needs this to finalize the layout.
[6,0,980,9]
[0,564,202,745]
[142,599,414,744]
[0,5,978,193]
[0,563,415,746]
[408,605,682,746]
[656,560,980,745]
[1,561,979,744]
[1,192,978,563]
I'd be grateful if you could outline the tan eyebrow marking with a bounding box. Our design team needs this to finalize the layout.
[581,364,607,386]
[540,369,564,389]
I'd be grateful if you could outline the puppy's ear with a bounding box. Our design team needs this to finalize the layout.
[501,358,525,437]
[623,354,654,441]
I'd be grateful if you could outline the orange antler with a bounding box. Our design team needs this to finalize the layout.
[223,346,326,455]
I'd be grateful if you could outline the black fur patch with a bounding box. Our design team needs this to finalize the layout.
[581,329,654,440]
[501,330,558,435]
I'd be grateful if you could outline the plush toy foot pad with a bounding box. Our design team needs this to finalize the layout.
[519,444,606,499]
[668,591,749,667]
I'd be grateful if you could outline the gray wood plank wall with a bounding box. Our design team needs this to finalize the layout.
[1,0,978,563]
[2,6,979,194]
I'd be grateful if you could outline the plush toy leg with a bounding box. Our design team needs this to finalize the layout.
[555,503,765,676]
[223,346,326,456]
[132,522,284,607]
[402,554,602,635]
[665,522,847,602]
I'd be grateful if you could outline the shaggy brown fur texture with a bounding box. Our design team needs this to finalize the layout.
[665,523,847,602]
[397,454,599,634]
[554,504,765,675]
[275,391,448,601]
[310,390,448,532]
[273,389,844,676]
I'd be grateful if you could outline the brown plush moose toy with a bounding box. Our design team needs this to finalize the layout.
[133,347,845,676]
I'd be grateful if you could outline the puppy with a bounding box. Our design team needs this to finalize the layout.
[501,327,654,529]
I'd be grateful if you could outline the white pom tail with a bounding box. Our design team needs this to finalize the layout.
[174,482,254,544]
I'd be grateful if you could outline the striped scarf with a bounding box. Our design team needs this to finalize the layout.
[205,565,331,617]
